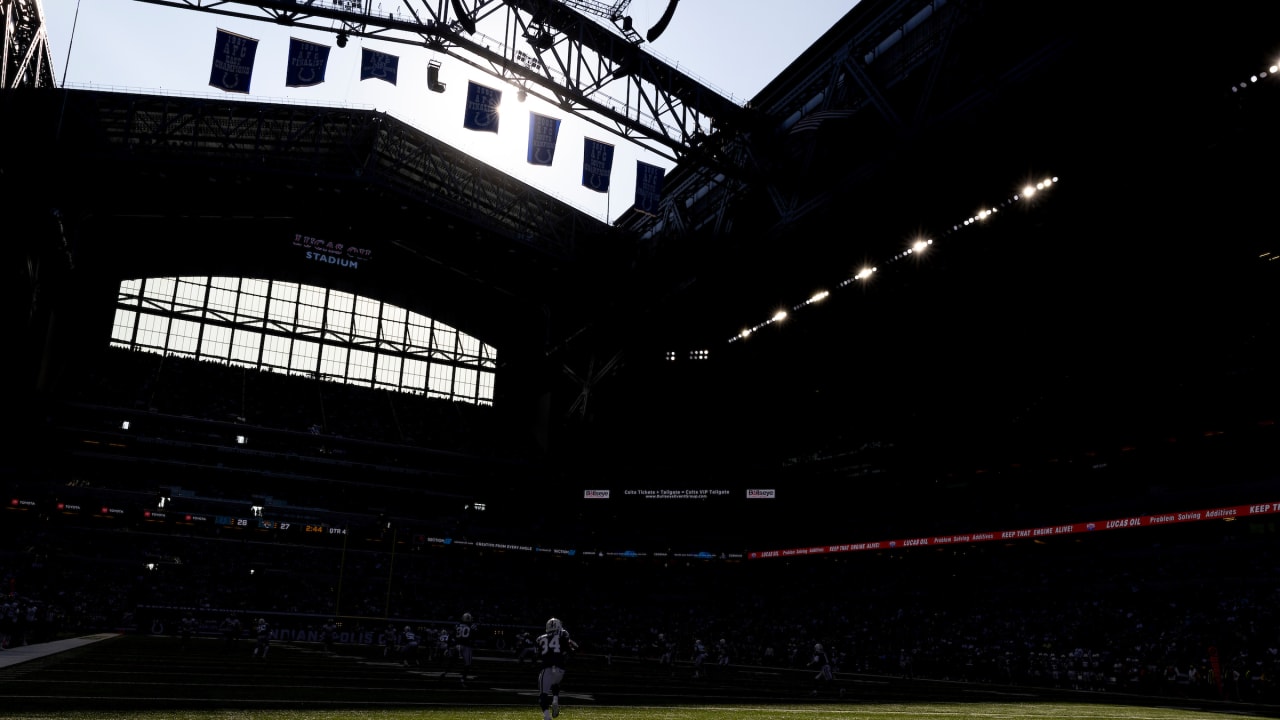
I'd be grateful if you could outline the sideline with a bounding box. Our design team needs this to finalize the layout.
[0,633,122,669]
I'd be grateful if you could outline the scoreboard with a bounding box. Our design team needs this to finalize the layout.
[9,496,348,540]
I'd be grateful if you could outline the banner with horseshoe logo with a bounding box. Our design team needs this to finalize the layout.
[286,37,331,88]
[208,28,258,94]
[582,137,615,193]
[360,48,399,85]
[527,112,561,167]
[463,81,503,133]
[635,160,667,216]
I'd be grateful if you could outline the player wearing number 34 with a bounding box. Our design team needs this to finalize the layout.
[536,617,579,720]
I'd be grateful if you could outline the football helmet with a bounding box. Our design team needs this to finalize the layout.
[546,617,562,633]
[462,613,472,623]
[814,643,823,653]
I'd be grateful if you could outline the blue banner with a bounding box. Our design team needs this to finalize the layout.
[209,28,258,94]
[463,81,502,133]
[635,161,666,215]
[582,137,615,193]
[360,48,399,85]
[286,37,330,88]
[527,112,561,166]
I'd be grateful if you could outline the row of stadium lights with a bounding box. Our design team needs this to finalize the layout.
[1232,59,1280,270]
[1230,60,1279,94]
[723,176,1061,345]
[700,55,1280,354]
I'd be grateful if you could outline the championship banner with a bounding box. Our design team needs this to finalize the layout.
[286,37,330,88]
[209,28,258,94]
[582,137,615,193]
[527,112,561,166]
[463,81,502,133]
[635,160,666,215]
[360,48,399,85]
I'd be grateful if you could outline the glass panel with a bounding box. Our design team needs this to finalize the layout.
[403,357,427,391]
[348,348,374,382]
[111,308,137,343]
[230,328,262,364]
[208,286,238,314]
[381,304,406,345]
[142,277,177,304]
[240,278,269,295]
[237,290,267,323]
[297,286,326,330]
[297,302,324,330]
[118,278,142,306]
[135,313,170,349]
[201,324,232,360]
[355,295,380,320]
[326,291,354,337]
[299,284,327,307]
[455,366,477,400]
[477,369,495,401]
[176,277,208,306]
[320,343,348,378]
[262,334,292,370]
[268,281,299,325]
[375,353,401,387]
[433,323,457,354]
[406,312,431,350]
[459,333,480,360]
[168,318,201,354]
[291,338,319,374]
[352,310,378,341]
[428,362,453,395]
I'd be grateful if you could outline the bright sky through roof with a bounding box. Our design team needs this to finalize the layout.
[41,0,859,224]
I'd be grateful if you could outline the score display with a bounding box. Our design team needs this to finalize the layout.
[22,495,346,543]
[304,523,347,535]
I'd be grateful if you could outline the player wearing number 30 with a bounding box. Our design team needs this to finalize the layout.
[537,617,579,720]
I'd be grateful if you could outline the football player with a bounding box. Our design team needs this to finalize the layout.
[252,618,271,659]
[536,617,579,720]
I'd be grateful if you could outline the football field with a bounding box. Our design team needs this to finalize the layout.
[0,634,1274,720]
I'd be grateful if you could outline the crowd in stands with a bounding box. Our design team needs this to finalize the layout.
[52,346,528,461]
[2,502,1276,704]
[5,346,1275,707]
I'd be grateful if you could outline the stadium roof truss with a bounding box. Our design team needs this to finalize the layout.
[69,89,604,261]
[2,0,57,89]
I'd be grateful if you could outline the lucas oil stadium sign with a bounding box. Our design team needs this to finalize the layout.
[292,233,374,270]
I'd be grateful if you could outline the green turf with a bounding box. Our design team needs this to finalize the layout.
[0,703,1259,720]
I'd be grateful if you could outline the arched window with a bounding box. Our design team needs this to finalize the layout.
[111,277,496,405]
